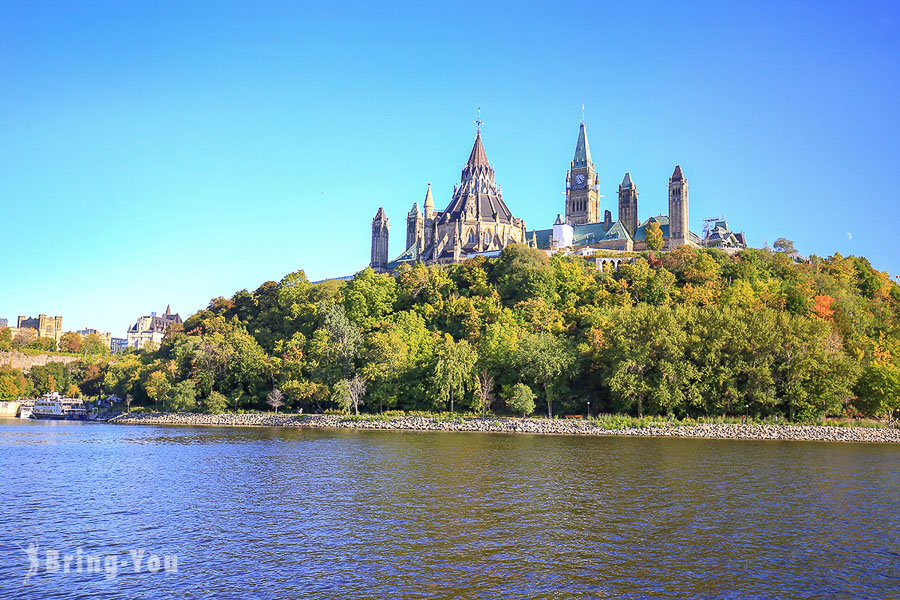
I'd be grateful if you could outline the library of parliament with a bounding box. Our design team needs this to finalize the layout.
[369,113,745,271]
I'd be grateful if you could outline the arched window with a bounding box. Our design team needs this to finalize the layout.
[483,229,492,246]
[467,228,477,244]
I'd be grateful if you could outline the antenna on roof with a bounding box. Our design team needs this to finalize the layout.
[474,105,484,134]
[581,103,585,124]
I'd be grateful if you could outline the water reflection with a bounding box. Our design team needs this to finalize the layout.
[0,420,897,599]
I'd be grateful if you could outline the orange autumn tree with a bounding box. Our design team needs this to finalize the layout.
[812,295,835,321]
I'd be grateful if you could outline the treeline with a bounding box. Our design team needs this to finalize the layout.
[3,245,900,421]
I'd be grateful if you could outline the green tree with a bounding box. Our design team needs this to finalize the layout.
[332,374,366,415]
[506,382,536,418]
[82,333,110,357]
[432,334,477,413]
[0,327,12,351]
[144,370,173,411]
[169,380,198,412]
[854,362,900,419]
[0,367,28,401]
[203,391,229,414]
[516,332,575,418]
[773,237,797,254]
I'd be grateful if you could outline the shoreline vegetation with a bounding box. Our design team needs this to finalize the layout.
[4,245,900,424]
[107,412,900,444]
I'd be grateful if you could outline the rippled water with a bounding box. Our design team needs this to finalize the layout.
[0,420,898,599]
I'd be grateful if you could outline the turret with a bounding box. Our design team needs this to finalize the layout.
[370,207,390,271]
[618,172,638,239]
[667,165,689,249]
[406,202,425,254]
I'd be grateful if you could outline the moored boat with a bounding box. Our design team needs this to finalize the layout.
[31,392,88,420]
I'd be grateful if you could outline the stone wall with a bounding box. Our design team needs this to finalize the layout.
[0,351,80,373]
[108,413,900,444]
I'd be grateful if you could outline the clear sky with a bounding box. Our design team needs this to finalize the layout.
[1,1,898,335]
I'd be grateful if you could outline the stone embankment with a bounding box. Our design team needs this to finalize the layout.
[0,350,80,373]
[107,412,900,443]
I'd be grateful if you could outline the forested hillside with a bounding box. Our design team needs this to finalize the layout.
[4,245,899,421]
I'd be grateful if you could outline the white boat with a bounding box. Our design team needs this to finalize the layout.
[31,392,88,420]
[19,406,33,419]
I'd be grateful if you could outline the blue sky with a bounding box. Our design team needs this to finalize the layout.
[1,1,898,335]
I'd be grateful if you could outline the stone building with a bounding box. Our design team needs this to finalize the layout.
[370,122,527,271]
[369,113,745,269]
[126,305,182,350]
[17,315,64,344]
[529,120,707,253]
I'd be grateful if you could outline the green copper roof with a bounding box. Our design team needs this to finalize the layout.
[573,122,592,168]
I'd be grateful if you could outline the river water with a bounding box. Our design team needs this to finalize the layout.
[0,420,898,599]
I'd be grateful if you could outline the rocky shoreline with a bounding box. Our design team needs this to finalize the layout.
[106,412,900,444]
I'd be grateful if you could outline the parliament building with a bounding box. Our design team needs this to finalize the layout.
[370,115,745,271]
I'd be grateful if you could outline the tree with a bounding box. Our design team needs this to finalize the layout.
[332,374,367,415]
[124,394,133,412]
[475,370,495,417]
[645,220,664,252]
[11,328,36,349]
[773,237,797,254]
[0,327,12,351]
[433,334,477,413]
[59,332,83,354]
[29,362,73,395]
[82,333,109,357]
[0,367,28,401]
[266,388,285,414]
[203,391,228,414]
[506,383,535,418]
[169,380,198,412]
[516,333,575,418]
[144,370,173,411]
[854,362,900,419]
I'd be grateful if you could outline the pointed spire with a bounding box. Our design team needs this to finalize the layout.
[165,304,172,316]
[374,207,387,221]
[467,131,490,168]
[408,202,420,215]
[424,183,434,210]
[573,122,592,168]
[621,172,634,188]
[671,165,684,182]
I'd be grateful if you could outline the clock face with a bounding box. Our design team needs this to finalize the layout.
[574,173,586,186]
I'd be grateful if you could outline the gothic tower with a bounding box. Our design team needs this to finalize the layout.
[618,172,638,239]
[565,120,600,225]
[423,183,436,251]
[667,165,689,249]
[370,207,389,271]
[406,202,424,253]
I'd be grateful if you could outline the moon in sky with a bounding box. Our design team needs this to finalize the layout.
[846,232,853,241]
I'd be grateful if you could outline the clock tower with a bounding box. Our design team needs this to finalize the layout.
[565,120,600,225]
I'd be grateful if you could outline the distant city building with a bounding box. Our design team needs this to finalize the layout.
[701,217,747,251]
[76,328,113,349]
[110,337,128,354]
[126,305,182,350]
[17,315,64,343]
